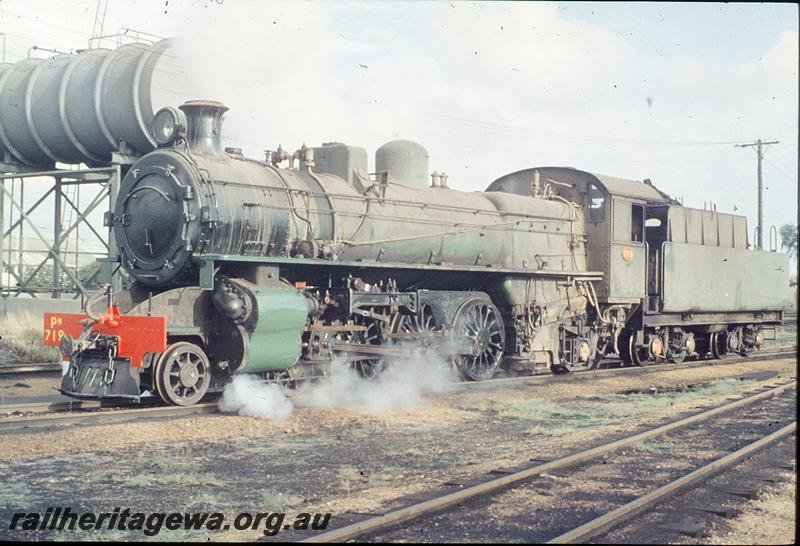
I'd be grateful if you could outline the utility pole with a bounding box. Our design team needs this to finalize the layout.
[735,139,779,249]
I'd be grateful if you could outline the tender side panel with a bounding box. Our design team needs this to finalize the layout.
[661,242,791,312]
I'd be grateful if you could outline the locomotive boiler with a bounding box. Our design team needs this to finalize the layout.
[44,100,792,406]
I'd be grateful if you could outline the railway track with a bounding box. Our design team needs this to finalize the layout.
[0,362,62,376]
[547,422,796,543]
[0,401,220,432]
[301,380,796,543]
[0,348,795,431]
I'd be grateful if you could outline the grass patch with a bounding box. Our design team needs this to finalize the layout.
[117,472,224,489]
[116,474,152,488]
[524,423,582,438]
[187,491,225,508]
[366,465,405,486]
[147,453,193,472]
[0,311,59,362]
[634,441,671,454]
[159,472,224,488]
[260,488,302,511]
[499,398,585,420]
[338,466,364,495]
[498,378,758,433]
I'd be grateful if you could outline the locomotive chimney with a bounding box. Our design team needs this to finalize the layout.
[178,100,229,156]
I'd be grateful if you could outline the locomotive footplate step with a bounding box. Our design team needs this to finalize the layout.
[657,522,704,538]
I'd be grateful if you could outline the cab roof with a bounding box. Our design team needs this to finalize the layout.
[487,166,677,204]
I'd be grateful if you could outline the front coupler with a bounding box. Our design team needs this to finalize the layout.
[60,348,142,400]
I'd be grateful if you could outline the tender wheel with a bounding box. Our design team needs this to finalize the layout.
[710,332,729,359]
[727,327,750,356]
[155,342,211,406]
[667,329,694,364]
[452,298,505,381]
[629,334,645,366]
[741,326,761,356]
[694,335,710,360]
[622,331,650,366]
[668,348,686,364]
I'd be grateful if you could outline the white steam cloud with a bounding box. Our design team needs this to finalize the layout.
[218,374,294,426]
[218,349,458,424]
[297,350,458,414]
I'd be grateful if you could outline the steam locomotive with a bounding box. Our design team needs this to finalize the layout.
[44,100,791,405]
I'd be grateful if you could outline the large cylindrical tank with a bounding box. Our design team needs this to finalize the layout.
[0,39,188,167]
[375,139,429,188]
[0,59,45,165]
[0,62,11,164]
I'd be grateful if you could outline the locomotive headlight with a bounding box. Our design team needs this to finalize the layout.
[152,106,186,147]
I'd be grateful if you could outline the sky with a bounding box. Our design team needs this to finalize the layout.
[0,0,797,256]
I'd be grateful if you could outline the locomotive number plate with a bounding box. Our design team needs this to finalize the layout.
[622,246,635,262]
[43,315,68,345]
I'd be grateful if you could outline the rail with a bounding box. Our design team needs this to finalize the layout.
[548,421,796,543]
[302,380,796,542]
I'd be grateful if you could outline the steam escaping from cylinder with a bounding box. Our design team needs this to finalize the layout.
[218,374,294,425]
[217,348,459,424]
[297,350,458,414]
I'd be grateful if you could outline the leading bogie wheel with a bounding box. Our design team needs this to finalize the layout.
[155,341,212,406]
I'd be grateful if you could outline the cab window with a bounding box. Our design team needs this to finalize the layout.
[587,183,605,223]
[631,204,644,243]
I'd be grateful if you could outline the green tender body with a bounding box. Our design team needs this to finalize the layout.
[661,242,792,312]
[244,287,309,373]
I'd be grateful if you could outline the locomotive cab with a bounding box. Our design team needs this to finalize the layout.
[487,167,668,306]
